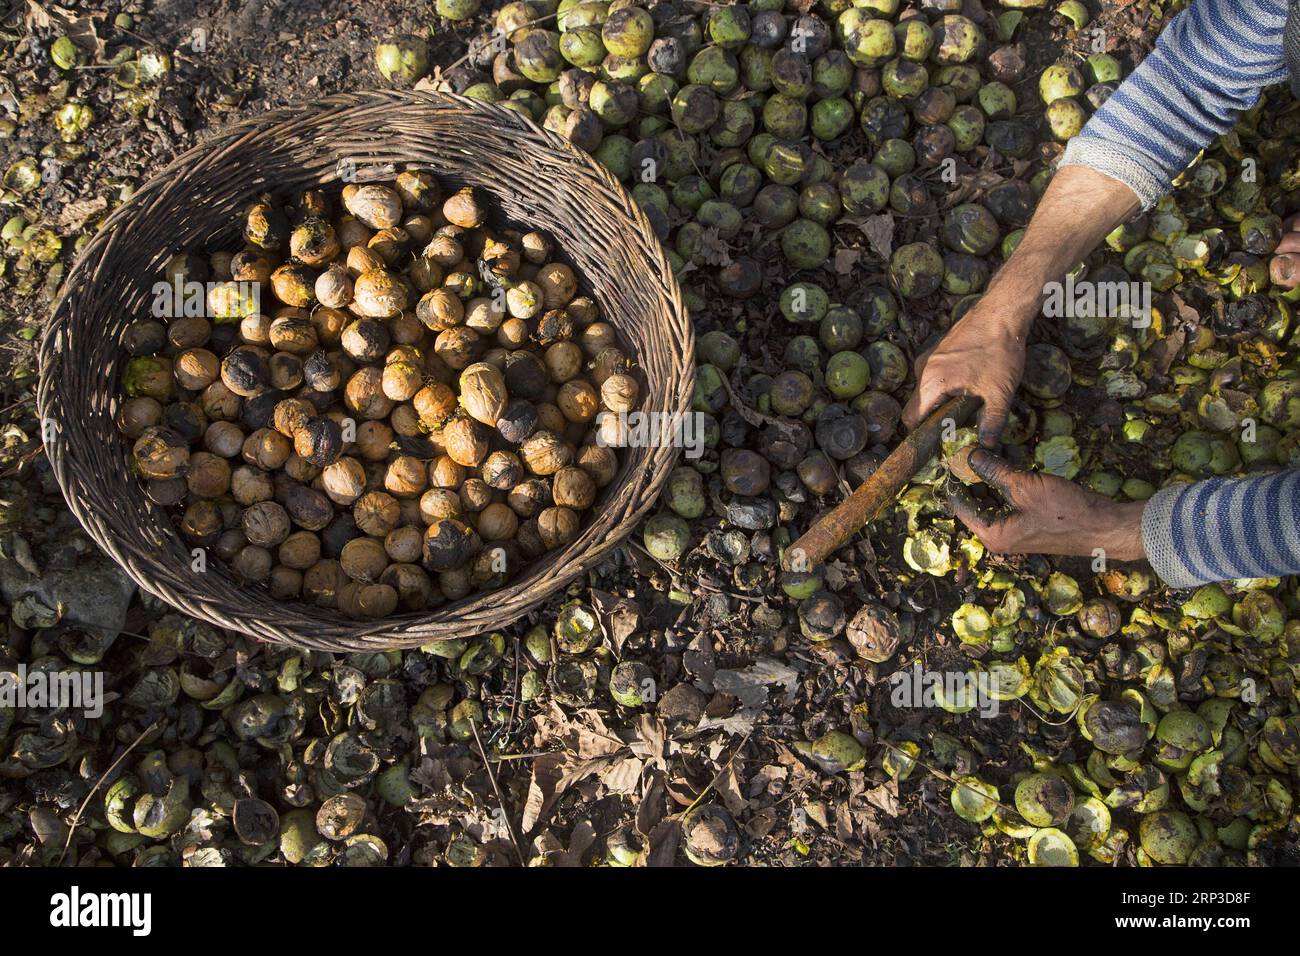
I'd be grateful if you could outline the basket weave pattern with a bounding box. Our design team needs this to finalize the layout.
[37,90,694,652]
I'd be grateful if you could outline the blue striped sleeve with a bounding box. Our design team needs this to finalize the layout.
[1141,471,1300,587]
[1059,0,1290,209]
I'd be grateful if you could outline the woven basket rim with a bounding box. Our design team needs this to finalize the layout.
[36,89,694,652]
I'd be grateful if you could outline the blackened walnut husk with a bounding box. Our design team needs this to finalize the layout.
[295,417,344,466]
[497,399,539,444]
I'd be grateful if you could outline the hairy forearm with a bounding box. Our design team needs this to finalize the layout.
[980,165,1142,335]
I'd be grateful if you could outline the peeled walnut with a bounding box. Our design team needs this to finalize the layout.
[340,536,389,582]
[242,500,291,547]
[600,373,639,413]
[520,430,573,476]
[230,250,274,284]
[443,187,487,228]
[497,317,529,349]
[303,559,345,607]
[459,477,494,513]
[230,465,274,505]
[459,362,509,426]
[269,353,304,391]
[310,306,350,345]
[465,296,505,335]
[180,500,222,544]
[384,526,424,563]
[536,263,577,309]
[424,234,463,268]
[384,455,428,498]
[351,269,409,318]
[579,322,618,357]
[271,264,317,309]
[416,288,464,331]
[315,264,353,308]
[232,545,274,582]
[557,380,599,423]
[341,318,390,363]
[482,450,524,490]
[427,455,466,489]
[507,478,551,518]
[381,562,433,611]
[395,170,440,212]
[520,231,552,264]
[355,420,394,461]
[117,397,162,439]
[356,583,399,618]
[268,565,303,600]
[367,226,410,266]
[382,361,423,402]
[344,184,403,230]
[322,457,367,505]
[354,491,401,536]
[186,452,232,499]
[419,487,462,523]
[201,380,242,421]
[434,327,481,370]
[221,347,270,397]
[204,420,245,458]
[413,383,458,427]
[284,485,334,531]
[389,404,423,437]
[272,398,315,438]
[544,341,583,382]
[576,443,619,487]
[133,426,189,479]
[344,367,395,420]
[551,465,596,510]
[174,348,220,390]
[443,416,489,468]
[477,502,519,541]
[278,530,322,570]
[243,428,292,470]
[538,506,580,549]
[289,218,340,267]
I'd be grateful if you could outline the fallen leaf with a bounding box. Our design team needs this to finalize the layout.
[855,212,895,261]
[56,196,107,231]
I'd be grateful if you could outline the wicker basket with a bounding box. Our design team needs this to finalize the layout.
[37,90,694,652]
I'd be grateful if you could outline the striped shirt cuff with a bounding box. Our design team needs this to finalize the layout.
[1141,471,1300,587]
[1059,136,1170,210]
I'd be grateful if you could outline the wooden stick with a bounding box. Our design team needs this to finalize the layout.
[783,394,981,571]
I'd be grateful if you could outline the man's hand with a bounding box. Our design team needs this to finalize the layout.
[901,303,1028,447]
[1270,214,1300,288]
[949,449,1147,562]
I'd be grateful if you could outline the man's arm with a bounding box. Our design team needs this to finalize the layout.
[906,0,1293,443]
[951,450,1300,589]
[1142,472,1300,586]
[901,165,1139,445]
[1060,0,1289,208]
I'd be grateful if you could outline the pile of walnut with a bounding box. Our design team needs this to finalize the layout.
[118,171,639,619]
